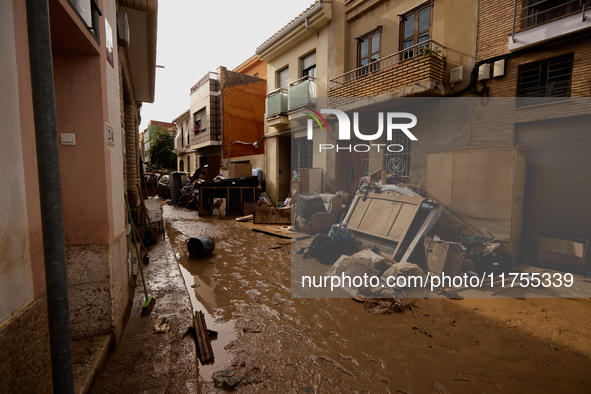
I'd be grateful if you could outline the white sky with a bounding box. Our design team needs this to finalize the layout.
[138,0,315,133]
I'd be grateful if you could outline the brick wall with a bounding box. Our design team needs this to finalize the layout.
[328,54,444,105]
[472,0,591,145]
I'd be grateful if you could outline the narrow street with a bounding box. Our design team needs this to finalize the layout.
[164,206,591,393]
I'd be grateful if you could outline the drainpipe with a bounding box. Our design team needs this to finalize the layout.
[25,1,75,393]
[305,17,319,36]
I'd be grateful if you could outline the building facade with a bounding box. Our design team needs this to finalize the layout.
[470,0,591,254]
[175,66,266,177]
[1,0,157,390]
[256,0,332,204]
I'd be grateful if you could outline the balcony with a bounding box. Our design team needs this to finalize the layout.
[509,0,591,52]
[288,76,317,111]
[189,129,221,151]
[328,40,445,100]
[266,88,289,128]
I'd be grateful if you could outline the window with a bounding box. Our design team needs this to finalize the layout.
[517,54,573,106]
[193,108,206,133]
[187,155,191,174]
[524,0,584,28]
[277,67,289,89]
[301,52,316,78]
[401,3,431,60]
[357,28,381,71]
[292,138,313,170]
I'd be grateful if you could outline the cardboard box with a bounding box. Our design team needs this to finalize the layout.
[537,236,589,268]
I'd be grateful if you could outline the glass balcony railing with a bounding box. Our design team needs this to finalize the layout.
[288,76,317,111]
[266,88,288,118]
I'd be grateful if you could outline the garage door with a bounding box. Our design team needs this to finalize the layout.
[515,115,591,252]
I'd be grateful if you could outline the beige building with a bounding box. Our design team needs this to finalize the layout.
[326,0,478,190]
[173,109,192,172]
[256,1,332,204]
[255,0,477,202]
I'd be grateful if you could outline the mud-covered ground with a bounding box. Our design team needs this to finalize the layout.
[165,206,591,393]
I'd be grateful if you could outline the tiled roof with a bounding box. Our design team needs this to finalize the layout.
[256,1,320,52]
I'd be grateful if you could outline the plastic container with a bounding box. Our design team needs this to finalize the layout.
[186,237,215,258]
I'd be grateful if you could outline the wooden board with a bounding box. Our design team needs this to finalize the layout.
[451,149,515,221]
[194,311,214,363]
[426,152,453,208]
[251,224,293,239]
[344,192,425,256]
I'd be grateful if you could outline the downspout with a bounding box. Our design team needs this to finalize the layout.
[305,17,319,36]
[25,1,75,393]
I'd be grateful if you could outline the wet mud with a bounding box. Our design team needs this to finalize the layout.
[165,206,591,393]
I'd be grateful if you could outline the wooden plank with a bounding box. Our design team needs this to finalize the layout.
[426,152,453,208]
[194,311,214,363]
[399,208,441,262]
[357,200,402,235]
[236,214,253,222]
[251,224,292,239]
[387,203,421,241]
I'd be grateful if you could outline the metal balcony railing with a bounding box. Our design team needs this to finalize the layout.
[288,76,317,111]
[70,0,102,43]
[329,40,444,89]
[511,0,589,42]
[266,88,288,118]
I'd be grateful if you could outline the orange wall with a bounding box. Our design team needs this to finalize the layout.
[222,80,266,159]
[236,58,267,80]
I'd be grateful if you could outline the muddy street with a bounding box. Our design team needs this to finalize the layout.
[164,206,591,393]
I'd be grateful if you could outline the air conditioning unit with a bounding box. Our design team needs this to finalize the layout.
[449,66,464,84]
[117,11,130,47]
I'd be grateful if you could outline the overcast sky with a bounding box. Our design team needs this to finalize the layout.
[138,0,315,133]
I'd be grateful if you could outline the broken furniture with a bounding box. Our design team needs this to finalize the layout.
[198,176,258,216]
[423,236,466,276]
[427,145,528,257]
[295,193,343,235]
[343,190,437,260]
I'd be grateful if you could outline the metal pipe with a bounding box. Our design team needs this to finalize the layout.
[305,17,319,36]
[512,0,518,42]
[25,1,75,393]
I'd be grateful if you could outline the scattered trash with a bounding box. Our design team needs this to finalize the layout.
[212,369,238,390]
[153,316,172,333]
